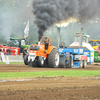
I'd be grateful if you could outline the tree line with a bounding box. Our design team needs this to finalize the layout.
[0,0,100,47]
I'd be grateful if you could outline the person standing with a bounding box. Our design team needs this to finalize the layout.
[6,49,10,55]
[22,47,28,58]
[0,47,2,52]
[60,43,64,48]
[0,47,3,62]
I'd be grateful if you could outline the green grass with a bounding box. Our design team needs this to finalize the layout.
[0,62,24,64]
[0,70,100,79]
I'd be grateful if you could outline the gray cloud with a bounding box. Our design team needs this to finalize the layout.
[32,0,100,40]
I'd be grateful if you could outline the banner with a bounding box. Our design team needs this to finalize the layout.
[24,20,29,38]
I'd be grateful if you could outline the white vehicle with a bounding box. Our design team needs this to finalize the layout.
[69,33,94,64]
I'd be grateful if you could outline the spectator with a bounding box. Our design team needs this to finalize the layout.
[0,47,2,61]
[22,47,28,58]
[0,47,2,52]
[6,49,10,55]
[60,43,64,48]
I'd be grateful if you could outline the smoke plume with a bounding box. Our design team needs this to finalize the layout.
[32,0,100,40]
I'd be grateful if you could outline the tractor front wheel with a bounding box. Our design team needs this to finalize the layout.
[37,56,44,67]
[24,55,29,65]
[48,48,59,68]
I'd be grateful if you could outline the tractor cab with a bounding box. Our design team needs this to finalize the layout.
[69,33,94,64]
[89,39,100,62]
[9,37,26,47]
[69,33,91,49]
[74,33,90,43]
[89,39,100,49]
[40,37,52,50]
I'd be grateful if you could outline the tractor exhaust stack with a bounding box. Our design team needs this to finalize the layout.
[79,28,83,47]
[57,27,60,48]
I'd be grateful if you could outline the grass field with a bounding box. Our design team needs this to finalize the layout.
[0,62,24,64]
[0,70,100,79]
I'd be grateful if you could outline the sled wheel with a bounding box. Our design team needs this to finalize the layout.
[70,60,73,68]
[37,56,44,67]
[24,55,29,65]
[48,48,59,68]
[83,60,87,68]
[79,60,83,68]
[69,56,73,68]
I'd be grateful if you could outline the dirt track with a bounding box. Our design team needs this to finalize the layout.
[0,63,100,72]
[0,64,100,100]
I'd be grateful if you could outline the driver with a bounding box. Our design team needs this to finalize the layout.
[44,40,49,50]
[44,40,48,44]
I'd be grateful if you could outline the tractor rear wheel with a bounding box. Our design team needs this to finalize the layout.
[48,48,59,68]
[37,56,44,67]
[24,55,29,65]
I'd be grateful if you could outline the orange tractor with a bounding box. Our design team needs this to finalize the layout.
[24,37,60,68]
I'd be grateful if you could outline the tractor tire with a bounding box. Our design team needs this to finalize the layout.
[79,60,83,68]
[48,48,59,68]
[29,61,38,67]
[70,60,73,68]
[83,60,87,68]
[69,55,73,68]
[24,55,29,65]
[37,56,44,67]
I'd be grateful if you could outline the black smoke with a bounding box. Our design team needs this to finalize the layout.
[32,0,100,41]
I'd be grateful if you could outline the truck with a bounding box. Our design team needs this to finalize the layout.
[89,39,100,62]
[24,28,93,68]
[24,37,60,68]
[69,33,94,64]
[59,47,87,68]
[0,37,29,55]
[59,31,94,68]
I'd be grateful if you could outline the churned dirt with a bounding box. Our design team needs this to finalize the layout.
[0,64,100,100]
[0,63,100,72]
